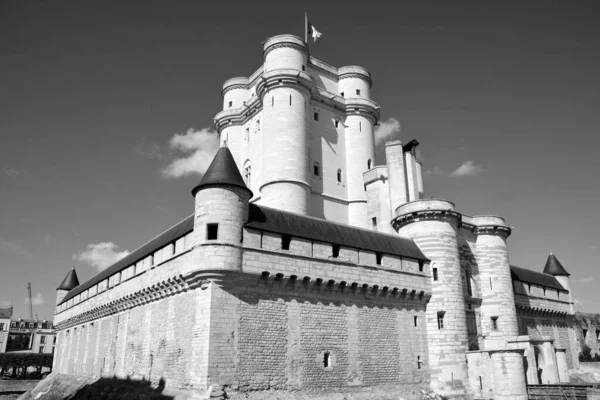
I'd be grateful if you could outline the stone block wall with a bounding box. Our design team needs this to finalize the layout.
[574,313,600,358]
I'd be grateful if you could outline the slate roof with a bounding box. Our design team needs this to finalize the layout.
[191,147,252,197]
[246,204,428,261]
[0,307,13,319]
[543,253,570,276]
[60,215,194,305]
[57,267,80,291]
[510,265,566,291]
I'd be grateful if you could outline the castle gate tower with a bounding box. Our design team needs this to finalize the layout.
[393,199,470,397]
[257,35,312,215]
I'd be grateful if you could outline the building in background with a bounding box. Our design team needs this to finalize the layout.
[5,318,55,354]
[0,307,12,353]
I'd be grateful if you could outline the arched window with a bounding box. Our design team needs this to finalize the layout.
[243,161,251,187]
[367,159,372,169]
[337,169,342,184]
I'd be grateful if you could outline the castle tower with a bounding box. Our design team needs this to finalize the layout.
[191,146,252,270]
[473,216,519,338]
[56,266,79,307]
[340,66,376,227]
[543,252,573,314]
[393,199,469,397]
[257,35,312,215]
[219,77,251,166]
[385,140,408,213]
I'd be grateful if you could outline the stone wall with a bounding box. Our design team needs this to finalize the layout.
[574,313,600,358]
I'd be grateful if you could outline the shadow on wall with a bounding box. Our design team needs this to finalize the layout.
[20,374,174,400]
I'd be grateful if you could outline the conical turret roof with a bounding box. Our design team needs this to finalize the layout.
[191,146,252,197]
[57,266,80,291]
[543,253,570,276]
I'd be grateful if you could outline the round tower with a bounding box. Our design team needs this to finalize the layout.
[393,199,469,397]
[218,77,250,167]
[191,146,252,270]
[340,66,377,228]
[543,252,573,313]
[473,216,519,338]
[257,34,312,215]
[56,266,80,307]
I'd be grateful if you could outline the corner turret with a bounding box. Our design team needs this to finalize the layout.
[56,266,79,307]
[544,252,574,313]
[190,146,252,270]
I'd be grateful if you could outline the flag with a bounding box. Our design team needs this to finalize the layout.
[307,21,322,43]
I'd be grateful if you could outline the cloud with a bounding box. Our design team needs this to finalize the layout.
[374,118,401,146]
[424,167,445,176]
[0,238,35,259]
[25,293,45,306]
[73,242,130,271]
[3,167,26,179]
[161,127,220,178]
[573,276,595,284]
[134,138,163,160]
[449,160,483,177]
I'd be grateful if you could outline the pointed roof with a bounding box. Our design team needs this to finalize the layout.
[57,266,80,291]
[191,146,252,197]
[543,252,570,276]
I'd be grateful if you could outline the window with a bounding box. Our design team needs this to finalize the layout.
[244,163,251,187]
[583,329,588,340]
[256,119,260,132]
[245,126,250,141]
[40,336,46,344]
[0,323,4,330]
[302,65,306,71]
[491,316,498,331]
[52,346,55,354]
[281,235,291,251]
[39,347,45,353]
[337,169,342,184]
[359,121,362,132]
[314,112,319,121]
[313,162,320,177]
[419,261,424,272]
[371,217,377,229]
[466,271,473,296]
[433,268,438,281]
[206,223,219,240]
[228,101,232,108]
[437,312,445,329]
[417,356,421,369]
[335,120,339,128]
[367,159,372,169]
[356,89,361,95]
[323,352,330,368]
[29,323,34,329]
[376,252,383,265]
[414,316,418,327]
[53,336,57,344]
[332,245,340,258]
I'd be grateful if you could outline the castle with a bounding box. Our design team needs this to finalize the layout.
[52,35,579,399]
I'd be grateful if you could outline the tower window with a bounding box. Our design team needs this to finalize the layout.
[337,169,342,184]
[433,268,438,281]
[371,217,377,229]
[340,92,344,97]
[323,352,330,368]
[281,235,291,250]
[302,65,306,71]
[419,261,424,272]
[414,316,418,327]
[244,163,251,187]
[314,112,319,121]
[437,312,445,329]
[256,119,260,132]
[313,162,320,177]
[332,244,340,258]
[359,121,362,132]
[376,252,382,265]
[356,89,361,95]
[206,224,219,240]
[417,356,421,369]
[466,271,473,296]
[491,316,498,331]
[335,120,339,128]
[367,159,372,169]
[290,94,292,105]
[245,126,250,141]
[228,101,232,108]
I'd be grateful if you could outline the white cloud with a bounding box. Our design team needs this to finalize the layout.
[0,238,35,259]
[73,242,130,271]
[134,138,163,160]
[573,276,595,284]
[25,293,45,306]
[424,167,445,176]
[3,167,26,179]
[161,127,220,178]
[449,160,483,177]
[374,118,401,146]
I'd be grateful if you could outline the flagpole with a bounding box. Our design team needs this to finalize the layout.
[305,13,308,43]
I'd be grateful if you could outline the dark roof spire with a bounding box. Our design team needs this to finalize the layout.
[543,252,570,276]
[191,146,252,197]
[57,266,80,291]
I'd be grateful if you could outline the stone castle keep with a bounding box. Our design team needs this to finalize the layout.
[52,35,579,399]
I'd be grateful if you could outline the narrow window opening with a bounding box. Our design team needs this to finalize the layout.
[356,89,361,95]
[367,159,372,169]
[417,356,421,369]
[228,101,232,108]
[335,120,339,128]
[489,278,492,290]
[289,94,292,105]
[371,217,377,229]
[479,376,483,390]
[314,112,319,121]
[376,253,382,265]
[359,121,362,132]
[466,271,473,296]
[337,169,342,184]
[419,261,424,272]
[332,245,340,258]
[491,316,498,331]
[244,164,251,187]
[281,235,291,250]
[245,126,250,141]
[437,312,445,329]
[256,119,260,132]
[323,352,330,368]
[272,96,274,107]
[414,316,418,327]
[206,224,219,240]
[313,163,320,176]
[433,268,438,281]
[302,65,306,71]
[340,92,344,97]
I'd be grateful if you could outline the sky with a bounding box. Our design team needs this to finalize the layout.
[1,0,599,320]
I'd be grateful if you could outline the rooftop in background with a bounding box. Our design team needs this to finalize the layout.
[510,265,567,291]
[57,266,80,291]
[543,253,571,277]
[0,307,13,319]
